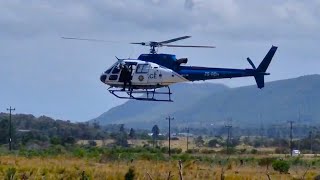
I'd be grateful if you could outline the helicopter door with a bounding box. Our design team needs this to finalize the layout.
[133,64,150,84]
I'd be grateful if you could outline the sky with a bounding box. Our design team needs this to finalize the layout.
[0,0,319,121]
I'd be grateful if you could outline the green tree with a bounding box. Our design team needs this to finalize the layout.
[151,125,160,147]
[0,119,9,144]
[194,136,204,147]
[272,160,290,174]
[129,128,136,139]
[207,138,223,147]
[120,124,125,132]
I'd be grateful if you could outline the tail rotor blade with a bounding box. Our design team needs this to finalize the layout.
[247,57,256,69]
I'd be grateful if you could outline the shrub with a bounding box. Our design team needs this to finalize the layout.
[239,148,247,154]
[172,153,194,162]
[258,157,276,169]
[314,175,320,180]
[272,160,290,174]
[251,149,258,154]
[73,148,86,158]
[207,139,220,148]
[160,147,169,153]
[200,149,216,154]
[170,148,182,154]
[88,140,97,147]
[219,147,236,154]
[275,147,289,154]
[125,167,135,180]
[50,136,62,145]
[185,149,199,154]
[6,167,16,180]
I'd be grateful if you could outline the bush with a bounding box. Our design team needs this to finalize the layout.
[185,149,199,154]
[239,148,247,154]
[125,167,135,180]
[170,148,182,154]
[314,175,320,180]
[172,153,195,162]
[258,157,276,169]
[207,139,220,148]
[50,136,62,145]
[251,149,258,154]
[6,167,16,180]
[200,149,216,154]
[275,147,289,154]
[272,160,290,174]
[160,147,169,153]
[219,147,236,154]
[88,140,97,147]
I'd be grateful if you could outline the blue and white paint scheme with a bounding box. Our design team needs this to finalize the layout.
[100,46,278,101]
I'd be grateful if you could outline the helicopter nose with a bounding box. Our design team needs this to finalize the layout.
[100,74,107,83]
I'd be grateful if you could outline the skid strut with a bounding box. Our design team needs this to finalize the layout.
[108,86,173,102]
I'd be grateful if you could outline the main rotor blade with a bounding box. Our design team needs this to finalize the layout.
[130,42,145,45]
[61,37,121,43]
[159,36,191,44]
[164,44,215,48]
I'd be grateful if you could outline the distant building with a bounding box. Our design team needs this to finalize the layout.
[292,149,301,156]
[177,133,194,137]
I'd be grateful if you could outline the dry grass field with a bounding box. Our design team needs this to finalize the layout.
[0,155,319,179]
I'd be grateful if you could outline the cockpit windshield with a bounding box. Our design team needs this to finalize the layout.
[105,66,114,74]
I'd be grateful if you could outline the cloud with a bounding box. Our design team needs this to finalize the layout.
[1,0,319,41]
[0,0,319,121]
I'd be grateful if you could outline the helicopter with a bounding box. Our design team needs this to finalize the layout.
[62,36,278,102]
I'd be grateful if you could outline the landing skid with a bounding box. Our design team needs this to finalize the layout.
[108,86,173,102]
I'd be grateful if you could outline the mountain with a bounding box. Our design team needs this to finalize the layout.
[92,75,320,129]
[92,83,229,127]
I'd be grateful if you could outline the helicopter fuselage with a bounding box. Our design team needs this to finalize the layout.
[100,46,276,90]
[100,59,188,89]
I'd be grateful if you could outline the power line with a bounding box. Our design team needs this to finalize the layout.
[6,106,15,151]
[166,116,174,157]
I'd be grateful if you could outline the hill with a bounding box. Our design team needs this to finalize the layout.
[92,75,320,129]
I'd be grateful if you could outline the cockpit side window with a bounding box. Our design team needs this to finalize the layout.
[136,64,150,73]
[112,65,121,74]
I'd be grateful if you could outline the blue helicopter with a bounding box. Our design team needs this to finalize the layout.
[63,36,277,102]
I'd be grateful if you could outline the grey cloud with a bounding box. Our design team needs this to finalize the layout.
[1,0,320,121]
[1,0,319,41]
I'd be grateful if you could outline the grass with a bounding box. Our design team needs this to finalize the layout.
[0,155,319,179]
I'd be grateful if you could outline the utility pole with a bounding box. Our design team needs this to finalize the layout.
[6,106,15,151]
[225,119,232,154]
[310,127,316,154]
[166,116,174,156]
[186,126,189,151]
[259,113,264,143]
[288,121,294,157]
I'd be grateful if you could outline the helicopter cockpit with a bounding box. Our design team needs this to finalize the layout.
[101,61,138,83]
